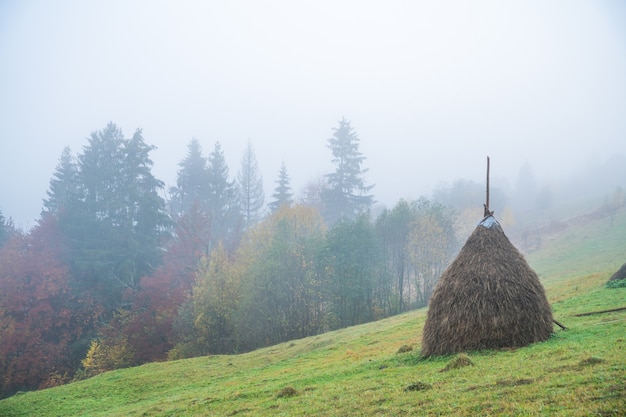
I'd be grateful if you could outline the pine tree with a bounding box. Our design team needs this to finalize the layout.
[207,142,241,252]
[321,118,374,225]
[237,141,265,228]
[61,122,170,307]
[119,129,171,274]
[42,146,79,216]
[169,138,210,216]
[78,122,125,216]
[268,161,293,213]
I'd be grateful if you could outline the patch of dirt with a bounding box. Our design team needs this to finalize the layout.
[548,356,606,373]
[228,408,252,416]
[404,381,432,392]
[595,408,624,417]
[466,377,534,392]
[495,378,534,387]
[578,357,604,367]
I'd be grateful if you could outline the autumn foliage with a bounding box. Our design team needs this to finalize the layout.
[0,216,96,397]
[0,122,461,398]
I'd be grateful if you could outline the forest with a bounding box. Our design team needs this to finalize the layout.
[0,120,622,399]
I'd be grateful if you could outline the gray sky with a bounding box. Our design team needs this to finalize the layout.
[1,0,625,229]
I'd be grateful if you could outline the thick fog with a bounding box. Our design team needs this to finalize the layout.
[1,1,625,228]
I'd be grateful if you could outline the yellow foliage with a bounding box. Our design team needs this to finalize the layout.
[81,338,134,377]
[81,340,102,372]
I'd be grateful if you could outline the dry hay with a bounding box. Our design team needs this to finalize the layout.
[396,345,414,354]
[276,386,297,398]
[440,354,474,372]
[421,216,553,357]
[608,262,626,281]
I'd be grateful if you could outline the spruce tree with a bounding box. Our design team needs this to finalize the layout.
[207,142,241,252]
[61,123,170,308]
[268,161,293,213]
[321,118,374,225]
[169,138,210,216]
[42,146,79,216]
[120,129,171,274]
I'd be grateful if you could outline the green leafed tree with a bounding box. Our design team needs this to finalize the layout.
[319,214,383,329]
[237,141,265,229]
[407,198,458,305]
[375,199,415,314]
[236,205,326,351]
[321,118,374,225]
[189,243,240,355]
[268,161,293,213]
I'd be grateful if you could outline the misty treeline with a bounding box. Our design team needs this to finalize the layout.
[0,119,460,398]
[1,120,624,398]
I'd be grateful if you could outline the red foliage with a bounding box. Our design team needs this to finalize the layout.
[0,216,96,397]
[123,264,193,364]
[106,215,205,364]
[0,208,211,396]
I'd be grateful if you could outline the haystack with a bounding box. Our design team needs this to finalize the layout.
[421,215,553,357]
[608,262,626,282]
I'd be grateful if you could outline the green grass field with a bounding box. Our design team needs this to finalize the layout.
[1,209,625,416]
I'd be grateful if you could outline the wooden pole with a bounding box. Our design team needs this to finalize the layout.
[573,306,626,317]
[484,156,492,217]
[486,156,490,212]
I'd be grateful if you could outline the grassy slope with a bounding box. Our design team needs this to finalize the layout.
[1,209,625,417]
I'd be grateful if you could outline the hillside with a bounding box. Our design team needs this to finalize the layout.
[1,208,625,416]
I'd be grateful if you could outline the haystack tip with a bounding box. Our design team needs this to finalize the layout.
[479,215,500,229]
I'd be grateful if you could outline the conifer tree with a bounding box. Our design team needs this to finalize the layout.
[268,161,293,213]
[321,118,374,225]
[42,146,79,216]
[169,138,210,216]
[207,142,241,252]
[237,141,265,228]
[59,122,170,308]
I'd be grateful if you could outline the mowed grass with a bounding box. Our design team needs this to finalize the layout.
[1,209,625,416]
